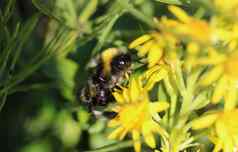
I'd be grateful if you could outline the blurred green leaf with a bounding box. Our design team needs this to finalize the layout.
[0,14,39,111]
[8,83,56,95]
[25,101,56,135]
[55,110,81,147]
[155,0,182,5]
[118,0,156,28]
[57,58,77,101]
[2,0,16,23]
[32,0,59,20]
[91,13,122,55]
[54,0,78,28]
[32,0,71,28]
[10,14,39,70]
[0,91,7,112]
[21,140,52,152]
[79,0,98,22]
[85,140,134,152]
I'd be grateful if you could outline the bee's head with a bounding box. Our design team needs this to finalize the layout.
[111,53,131,73]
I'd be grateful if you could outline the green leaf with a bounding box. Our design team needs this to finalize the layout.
[79,0,98,22]
[155,0,182,5]
[0,28,67,95]
[55,0,78,27]
[91,12,122,55]
[118,0,156,28]
[0,91,8,112]
[44,57,77,101]
[32,0,63,25]
[3,0,16,23]
[8,83,55,95]
[20,140,52,152]
[10,14,39,71]
[85,140,134,152]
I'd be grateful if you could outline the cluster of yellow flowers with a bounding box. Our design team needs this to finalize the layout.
[106,1,238,152]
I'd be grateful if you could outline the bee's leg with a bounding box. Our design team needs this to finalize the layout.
[87,101,103,118]
[125,70,131,79]
[102,111,118,119]
[112,85,122,92]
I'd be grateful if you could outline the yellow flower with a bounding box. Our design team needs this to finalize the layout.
[141,65,169,90]
[211,17,238,49]
[191,109,238,152]
[164,6,212,44]
[108,77,169,152]
[129,33,164,67]
[199,51,238,110]
[129,32,178,67]
[129,5,212,70]
[213,0,238,19]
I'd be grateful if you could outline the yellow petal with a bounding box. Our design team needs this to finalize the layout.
[112,92,124,104]
[142,122,156,148]
[200,65,223,86]
[224,83,237,111]
[168,5,190,23]
[145,67,168,90]
[119,128,129,140]
[129,34,152,49]
[215,120,234,152]
[129,77,141,102]
[108,119,120,127]
[224,51,238,79]
[108,127,124,139]
[137,40,154,57]
[144,133,156,148]
[154,123,169,138]
[148,44,163,67]
[234,134,238,147]
[122,88,130,103]
[132,130,141,152]
[150,101,169,113]
[144,65,161,79]
[197,56,226,65]
[211,138,223,152]
[212,76,226,104]
[191,113,219,130]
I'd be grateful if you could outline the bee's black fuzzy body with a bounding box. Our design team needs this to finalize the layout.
[78,49,131,118]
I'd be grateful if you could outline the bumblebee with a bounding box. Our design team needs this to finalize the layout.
[79,48,131,118]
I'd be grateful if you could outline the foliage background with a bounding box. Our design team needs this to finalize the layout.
[0,0,209,152]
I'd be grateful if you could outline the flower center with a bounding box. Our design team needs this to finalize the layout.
[119,101,149,130]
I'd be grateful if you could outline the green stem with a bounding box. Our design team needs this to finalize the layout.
[164,76,177,128]
[117,1,156,28]
[85,140,134,152]
[0,91,7,112]
[91,13,122,56]
[79,0,98,22]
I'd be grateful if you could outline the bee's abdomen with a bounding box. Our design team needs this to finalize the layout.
[92,62,107,84]
[93,84,111,106]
